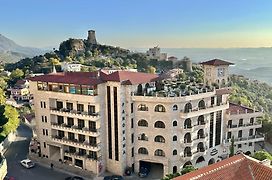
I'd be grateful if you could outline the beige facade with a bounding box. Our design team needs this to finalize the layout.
[29,61,264,178]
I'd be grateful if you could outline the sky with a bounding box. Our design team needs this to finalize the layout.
[1,0,272,48]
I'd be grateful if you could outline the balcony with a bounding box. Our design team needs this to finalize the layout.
[51,136,101,151]
[180,102,228,119]
[227,122,262,131]
[51,123,100,137]
[50,107,99,120]
[64,151,101,161]
[224,134,265,144]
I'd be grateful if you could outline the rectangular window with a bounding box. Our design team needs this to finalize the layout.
[249,142,252,146]
[238,130,243,138]
[107,86,112,159]
[43,102,46,108]
[89,137,97,146]
[215,111,222,146]
[40,101,43,108]
[78,119,85,129]
[77,104,84,113]
[58,130,64,138]
[131,133,134,144]
[132,147,134,157]
[114,87,119,161]
[42,116,44,122]
[239,119,243,127]
[89,121,96,131]
[42,129,45,135]
[56,101,63,110]
[67,117,74,127]
[43,142,46,148]
[66,102,73,111]
[44,116,47,123]
[238,144,242,148]
[249,129,253,136]
[131,118,134,128]
[68,132,75,141]
[227,132,231,139]
[211,97,215,106]
[209,112,214,148]
[88,105,96,115]
[45,129,48,136]
[131,103,134,113]
[57,116,64,125]
[78,134,85,143]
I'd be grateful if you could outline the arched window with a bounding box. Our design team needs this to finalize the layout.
[173,150,177,155]
[198,100,206,110]
[198,115,205,125]
[173,166,177,173]
[184,103,192,113]
[138,119,148,127]
[155,104,166,112]
[154,121,165,128]
[197,142,205,152]
[173,135,177,141]
[208,158,215,165]
[154,135,165,143]
[184,147,192,157]
[196,156,205,164]
[173,105,178,111]
[138,104,148,111]
[154,149,165,157]
[138,147,148,155]
[184,118,192,129]
[173,120,177,127]
[137,84,143,95]
[197,129,204,139]
[184,133,191,143]
[183,161,192,168]
[139,133,148,141]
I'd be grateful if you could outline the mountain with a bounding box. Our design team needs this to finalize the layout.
[0,34,46,63]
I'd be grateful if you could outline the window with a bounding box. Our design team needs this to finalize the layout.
[249,142,252,146]
[88,105,95,115]
[138,147,148,155]
[184,103,192,113]
[154,105,166,112]
[173,105,178,111]
[78,134,85,143]
[42,116,44,122]
[89,121,96,131]
[45,129,48,136]
[173,120,177,127]
[44,116,47,123]
[198,100,206,109]
[173,166,177,173]
[66,102,73,111]
[67,118,74,127]
[78,119,85,129]
[131,133,134,144]
[154,149,165,157]
[198,115,205,125]
[238,130,242,138]
[154,135,165,143]
[42,129,45,135]
[250,118,254,124]
[131,118,134,128]
[154,121,165,128]
[40,101,43,108]
[56,101,63,110]
[77,104,84,112]
[228,120,232,128]
[43,102,46,108]
[249,129,254,136]
[43,142,46,148]
[184,118,192,129]
[173,135,177,141]
[138,104,148,111]
[131,103,134,113]
[184,133,191,143]
[138,119,148,127]
[132,148,134,157]
[238,144,242,148]
[239,119,243,127]
[173,150,177,155]
[227,132,231,139]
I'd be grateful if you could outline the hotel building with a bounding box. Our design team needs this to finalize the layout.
[29,59,264,177]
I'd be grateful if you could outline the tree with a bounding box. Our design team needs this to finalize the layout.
[181,165,196,175]
[50,58,60,65]
[64,56,73,62]
[252,151,272,162]
[0,105,19,138]
[147,66,156,74]
[10,68,24,80]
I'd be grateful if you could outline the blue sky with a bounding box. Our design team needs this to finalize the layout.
[1,0,272,48]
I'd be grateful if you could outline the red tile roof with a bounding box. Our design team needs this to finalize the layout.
[227,102,256,115]
[29,71,159,85]
[200,59,234,66]
[175,154,272,180]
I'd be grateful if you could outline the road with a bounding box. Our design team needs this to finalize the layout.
[4,124,70,180]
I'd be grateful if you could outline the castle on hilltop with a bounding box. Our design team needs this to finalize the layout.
[87,30,97,45]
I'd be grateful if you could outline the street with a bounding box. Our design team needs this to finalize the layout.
[4,124,71,180]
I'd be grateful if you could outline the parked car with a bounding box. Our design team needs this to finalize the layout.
[103,175,124,180]
[138,166,150,178]
[65,176,84,180]
[20,159,35,168]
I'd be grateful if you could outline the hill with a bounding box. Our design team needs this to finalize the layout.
[0,34,46,63]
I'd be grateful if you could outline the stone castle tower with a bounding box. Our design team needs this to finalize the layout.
[87,30,97,44]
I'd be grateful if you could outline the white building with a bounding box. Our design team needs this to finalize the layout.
[29,59,264,178]
[146,46,167,61]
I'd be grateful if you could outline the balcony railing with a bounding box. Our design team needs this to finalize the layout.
[51,122,100,136]
[64,151,101,161]
[51,135,101,151]
[138,136,148,141]
[227,122,262,129]
[224,134,265,144]
[50,107,99,118]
